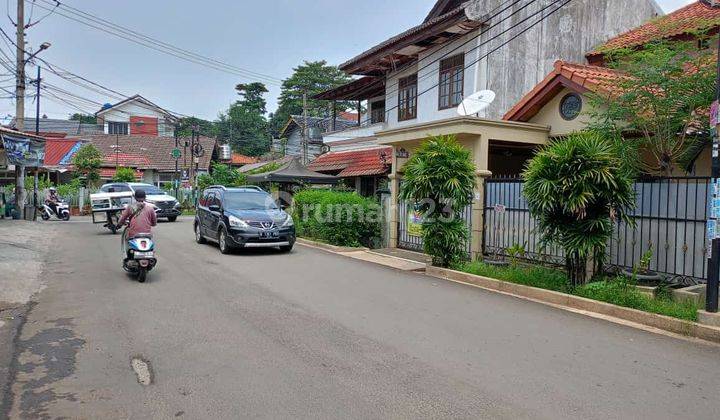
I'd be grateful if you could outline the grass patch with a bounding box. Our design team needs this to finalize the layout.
[453,261,698,321]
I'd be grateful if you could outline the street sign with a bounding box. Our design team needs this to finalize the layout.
[182,170,189,181]
[494,204,506,213]
[171,148,181,160]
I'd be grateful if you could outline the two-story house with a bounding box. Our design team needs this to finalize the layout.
[314,0,661,256]
[95,94,178,137]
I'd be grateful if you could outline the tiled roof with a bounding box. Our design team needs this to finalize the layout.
[279,116,358,138]
[588,1,720,57]
[84,134,216,172]
[10,118,103,135]
[99,167,144,180]
[43,138,82,166]
[308,147,392,177]
[102,152,151,168]
[503,60,625,122]
[230,153,257,165]
[338,111,359,122]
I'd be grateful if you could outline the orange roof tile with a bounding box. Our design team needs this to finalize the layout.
[308,147,392,177]
[588,1,720,58]
[230,153,258,165]
[503,60,625,122]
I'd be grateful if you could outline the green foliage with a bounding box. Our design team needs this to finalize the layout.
[292,189,380,248]
[523,131,635,285]
[112,167,136,182]
[71,144,103,188]
[177,116,216,138]
[454,262,698,321]
[588,38,715,175]
[575,278,698,321]
[455,261,571,293]
[197,163,247,192]
[216,82,271,157]
[268,61,354,137]
[637,246,654,274]
[69,113,97,124]
[23,174,53,192]
[55,178,82,198]
[400,135,476,267]
[506,242,526,265]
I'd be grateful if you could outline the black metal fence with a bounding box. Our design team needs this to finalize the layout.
[482,177,711,285]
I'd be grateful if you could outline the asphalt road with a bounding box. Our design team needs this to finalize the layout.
[3,217,720,419]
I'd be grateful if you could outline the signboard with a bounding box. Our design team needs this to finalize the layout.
[1,134,44,167]
[493,204,506,213]
[171,148,181,160]
[407,203,424,237]
[181,170,189,181]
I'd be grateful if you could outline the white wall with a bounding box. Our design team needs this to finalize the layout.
[99,99,174,137]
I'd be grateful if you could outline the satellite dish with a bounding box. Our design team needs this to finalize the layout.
[457,90,496,116]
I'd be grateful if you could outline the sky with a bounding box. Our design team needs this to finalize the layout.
[0,0,696,123]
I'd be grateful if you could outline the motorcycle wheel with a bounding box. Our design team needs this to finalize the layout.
[109,224,117,234]
[138,268,147,283]
[62,212,70,221]
[40,212,49,221]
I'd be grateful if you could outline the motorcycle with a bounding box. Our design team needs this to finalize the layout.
[39,201,70,221]
[121,228,157,283]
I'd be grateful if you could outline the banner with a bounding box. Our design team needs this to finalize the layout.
[1,134,45,167]
[407,203,424,237]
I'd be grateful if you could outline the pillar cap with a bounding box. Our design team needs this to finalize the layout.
[475,169,492,177]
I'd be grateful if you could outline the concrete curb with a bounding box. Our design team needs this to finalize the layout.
[426,265,720,344]
[295,237,369,253]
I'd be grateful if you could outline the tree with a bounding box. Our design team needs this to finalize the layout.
[176,116,216,138]
[113,167,136,182]
[522,131,635,286]
[69,113,97,124]
[196,163,247,191]
[216,82,272,157]
[71,144,104,188]
[268,61,354,137]
[399,135,476,267]
[588,38,715,175]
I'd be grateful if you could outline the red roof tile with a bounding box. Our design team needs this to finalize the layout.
[230,153,257,165]
[102,152,151,168]
[43,138,81,166]
[308,147,392,177]
[99,167,144,180]
[588,1,720,57]
[338,111,359,122]
[503,60,625,122]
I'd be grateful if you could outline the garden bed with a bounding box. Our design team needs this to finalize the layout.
[453,261,699,321]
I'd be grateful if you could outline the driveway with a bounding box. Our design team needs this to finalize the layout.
[3,217,720,419]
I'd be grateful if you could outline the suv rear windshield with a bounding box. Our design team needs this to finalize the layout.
[134,185,164,195]
[224,192,278,210]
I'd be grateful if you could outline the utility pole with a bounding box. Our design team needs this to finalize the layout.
[707,11,720,312]
[15,0,25,219]
[301,91,308,165]
[33,65,39,221]
[174,125,179,198]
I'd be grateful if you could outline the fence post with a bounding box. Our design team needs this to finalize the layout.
[78,187,85,215]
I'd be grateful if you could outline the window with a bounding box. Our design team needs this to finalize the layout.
[108,121,128,135]
[559,93,582,120]
[223,192,278,210]
[438,55,464,109]
[398,74,418,121]
[370,100,386,124]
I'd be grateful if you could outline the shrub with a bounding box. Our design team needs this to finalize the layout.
[71,144,103,188]
[292,189,380,248]
[197,163,247,191]
[523,131,635,286]
[455,261,571,293]
[399,134,476,267]
[113,167,137,182]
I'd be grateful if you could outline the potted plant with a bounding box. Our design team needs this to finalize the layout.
[622,246,663,286]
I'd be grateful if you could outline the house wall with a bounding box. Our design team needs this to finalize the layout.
[377,0,659,128]
[283,126,323,158]
[100,100,174,137]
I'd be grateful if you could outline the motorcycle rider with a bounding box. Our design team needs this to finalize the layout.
[45,187,60,216]
[117,189,157,255]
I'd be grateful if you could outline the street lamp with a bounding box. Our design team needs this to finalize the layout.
[25,42,51,64]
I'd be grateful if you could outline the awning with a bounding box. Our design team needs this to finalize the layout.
[308,147,392,177]
[313,76,386,101]
[246,157,339,184]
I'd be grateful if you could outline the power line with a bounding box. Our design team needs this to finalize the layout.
[33,0,284,85]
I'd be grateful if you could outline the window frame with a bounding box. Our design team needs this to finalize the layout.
[398,74,418,121]
[370,100,386,124]
[108,121,129,135]
[438,54,465,110]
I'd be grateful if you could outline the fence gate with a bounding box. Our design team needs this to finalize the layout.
[397,198,473,255]
[482,177,711,285]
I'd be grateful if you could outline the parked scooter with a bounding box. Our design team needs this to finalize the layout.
[121,227,157,283]
[39,200,70,221]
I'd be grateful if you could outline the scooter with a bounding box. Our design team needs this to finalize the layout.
[121,228,157,283]
[40,201,70,221]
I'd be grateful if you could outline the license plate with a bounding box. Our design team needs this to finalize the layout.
[134,252,154,259]
[260,230,279,239]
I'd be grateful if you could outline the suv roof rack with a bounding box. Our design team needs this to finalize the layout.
[206,185,227,190]
[206,185,265,192]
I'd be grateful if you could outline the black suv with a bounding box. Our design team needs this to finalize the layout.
[194,186,295,254]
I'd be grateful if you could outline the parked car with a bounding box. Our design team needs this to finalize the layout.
[99,182,181,222]
[194,185,295,254]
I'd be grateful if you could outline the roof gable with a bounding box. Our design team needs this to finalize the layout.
[503,60,625,122]
[424,0,465,22]
[96,94,178,121]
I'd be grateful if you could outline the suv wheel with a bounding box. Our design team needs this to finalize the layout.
[195,222,206,244]
[218,228,232,254]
